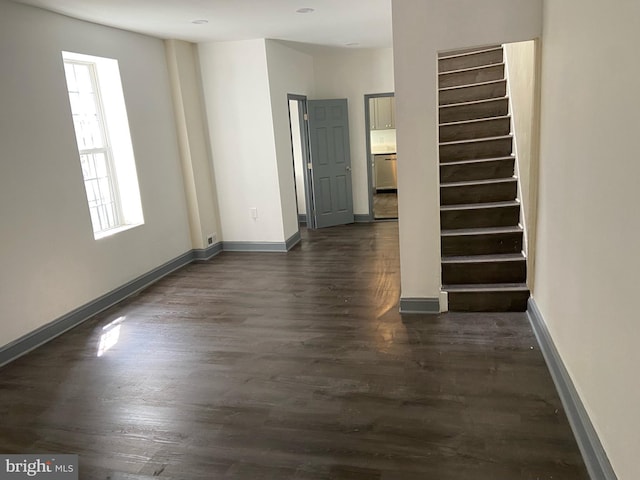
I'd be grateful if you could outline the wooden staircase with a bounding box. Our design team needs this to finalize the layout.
[438,45,529,312]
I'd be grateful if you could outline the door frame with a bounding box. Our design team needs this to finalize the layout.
[364,92,395,221]
[287,94,316,229]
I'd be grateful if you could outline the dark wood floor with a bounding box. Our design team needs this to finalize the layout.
[0,223,587,479]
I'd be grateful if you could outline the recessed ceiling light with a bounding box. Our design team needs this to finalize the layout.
[191,19,209,24]
[296,7,315,14]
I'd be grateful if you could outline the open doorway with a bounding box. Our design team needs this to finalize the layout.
[287,94,315,229]
[365,93,398,220]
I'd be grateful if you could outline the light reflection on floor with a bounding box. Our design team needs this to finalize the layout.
[97,316,124,357]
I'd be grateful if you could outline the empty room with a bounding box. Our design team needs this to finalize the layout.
[0,0,638,479]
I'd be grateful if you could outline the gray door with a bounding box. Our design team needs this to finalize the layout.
[308,99,354,228]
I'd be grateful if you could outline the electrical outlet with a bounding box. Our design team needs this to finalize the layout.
[207,233,216,245]
[250,208,258,220]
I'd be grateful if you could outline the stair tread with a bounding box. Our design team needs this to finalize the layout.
[442,253,525,263]
[439,46,503,60]
[441,200,520,211]
[440,134,512,147]
[439,96,508,110]
[440,115,511,128]
[439,78,506,92]
[443,283,529,292]
[441,155,514,166]
[441,225,522,236]
[441,177,516,188]
[438,62,505,77]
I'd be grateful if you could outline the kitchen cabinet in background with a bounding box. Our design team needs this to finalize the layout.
[370,96,395,130]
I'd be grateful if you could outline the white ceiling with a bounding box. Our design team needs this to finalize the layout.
[13,0,393,48]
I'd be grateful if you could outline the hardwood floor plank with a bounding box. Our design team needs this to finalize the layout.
[0,223,587,479]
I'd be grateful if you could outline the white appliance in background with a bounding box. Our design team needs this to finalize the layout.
[374,154,397,190]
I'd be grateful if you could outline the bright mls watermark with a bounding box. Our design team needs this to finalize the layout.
[0,455,77,479]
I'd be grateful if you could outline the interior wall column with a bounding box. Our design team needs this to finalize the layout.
[165,39,222,249]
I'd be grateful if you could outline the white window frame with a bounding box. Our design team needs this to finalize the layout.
[62,52,144,239]
[65,60,123,234]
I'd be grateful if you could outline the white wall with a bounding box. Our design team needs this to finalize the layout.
[165,39,222,249]
[265,40,315,239]
[0,1,191,348]
[313,48,395,215]
[534,1,640,478]
[196,40,390,240]
[391,0,542,302]
[198,39,285,243]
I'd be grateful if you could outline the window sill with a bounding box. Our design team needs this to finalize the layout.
[94,223,143,240]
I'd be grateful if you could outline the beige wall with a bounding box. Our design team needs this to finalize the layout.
[196,40,392,241]
[198,39,286,243]
[391,0,542,302]
[165,39,221,249]
[313,47,395,215]
[265,40,316,240]
[504,40,539,282]
[0,2,192,348]
[534,0,640,478]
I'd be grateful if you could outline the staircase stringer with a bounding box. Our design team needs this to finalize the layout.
[503,48,529,262]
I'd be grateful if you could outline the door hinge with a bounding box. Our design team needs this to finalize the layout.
[307,162,312,170]
[303,113,309,121]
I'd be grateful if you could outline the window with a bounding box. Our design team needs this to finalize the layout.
[62,52,143,239]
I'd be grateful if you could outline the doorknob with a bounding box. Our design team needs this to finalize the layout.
[346,166,352,172]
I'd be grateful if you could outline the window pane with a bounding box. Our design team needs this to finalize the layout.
[68,92,82,115]
[74,64,93,93]
[93,153,108,179]
[63,56,131,236]
[85,179,98,206]
[98,177,112,203]
[81,93,97,116]
[80,154,91,179]
[64,63,77,92]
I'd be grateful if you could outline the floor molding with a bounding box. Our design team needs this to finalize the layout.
[193,241,223,261]
[0,250,195,367]
[222,240,289,252]
[286,231,302,251]
[354,214,373,223]
[399,297,440,314]
[527,298,618,480]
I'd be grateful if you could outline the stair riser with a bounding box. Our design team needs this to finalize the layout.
[443,261,526,284]
[441,205,520,229]
[440,158,515,183]
[440,117,510,142]
[440,98,509,123]
[439,49,503,73]
[440,137,513,163]
[441,181,517,205]
[442,231,523,256]
[439,64,504,89]
[447,291,529,312]
[439,45,502,58]
[440,81,506,105]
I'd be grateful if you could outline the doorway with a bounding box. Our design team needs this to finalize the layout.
[287,94,315,228]
[288,95,356,230]
[365,93,398,220]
